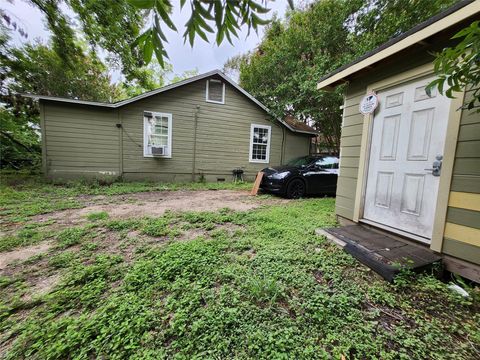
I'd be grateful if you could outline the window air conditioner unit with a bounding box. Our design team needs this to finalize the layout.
[151,146,168,156]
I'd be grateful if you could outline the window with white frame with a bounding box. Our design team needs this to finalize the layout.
[143,111,172,158]
[206,79,225,104]
[249,124,271,163]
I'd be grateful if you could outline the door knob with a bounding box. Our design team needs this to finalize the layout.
[425,155,443,176]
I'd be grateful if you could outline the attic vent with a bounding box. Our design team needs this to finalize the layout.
[206,79,225,104]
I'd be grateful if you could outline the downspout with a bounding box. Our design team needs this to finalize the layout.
[39,101,48,177]
[116,109,124,178]
[280,125,286,165]
[191,105,200,181]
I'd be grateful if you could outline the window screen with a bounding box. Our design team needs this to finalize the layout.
[250,125,271,163]
[206,79,224,103]
[144,112,172,157]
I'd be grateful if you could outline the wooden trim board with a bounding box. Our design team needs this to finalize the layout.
[250,171,264,196]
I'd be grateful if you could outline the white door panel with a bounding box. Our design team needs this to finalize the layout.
[363,76,450,240]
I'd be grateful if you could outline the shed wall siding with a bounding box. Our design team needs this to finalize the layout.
[337,77,480,265]
[335,46,447,221]
[443,89,480,265]
[335,89,364,220]
[42,77,310,182]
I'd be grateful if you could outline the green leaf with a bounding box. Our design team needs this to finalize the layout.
[225,30,233,45]
[195,2,215,21]
[188,25,195,46]
[216,26,225,45]
[156,2,177,31]
[143,35,154,64]
[214,0,224,29]
[249,1,271,14]
[154,14,168,42]
[152,32,167,67]
[195,13,215,33]
[194,23,209,43]
[251,13,270,26]
[126,0,155,9]
[132,30,150,48]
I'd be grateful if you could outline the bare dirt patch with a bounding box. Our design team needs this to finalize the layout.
[0,241,53,270]
[34,190,286,228]
[22,273,61,301]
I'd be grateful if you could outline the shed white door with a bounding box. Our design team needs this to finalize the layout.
[363,76,451,240]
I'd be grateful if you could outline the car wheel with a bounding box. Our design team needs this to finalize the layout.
[286,179,306,199]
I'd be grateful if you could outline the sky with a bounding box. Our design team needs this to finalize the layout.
[3,0,294,83]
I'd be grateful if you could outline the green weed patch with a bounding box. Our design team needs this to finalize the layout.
[0,182,479,359]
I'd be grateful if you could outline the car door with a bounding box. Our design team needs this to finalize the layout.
[317,157,339,194]
[303,157,339,194]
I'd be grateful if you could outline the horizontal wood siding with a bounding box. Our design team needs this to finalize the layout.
[334,48,437,220]
[119,78,285,180]
[443,238,480,266]
[331,33,480,266]
[335,89,365,220]
[443,89,480,264]
[43,103,120,178]
[283,131,311,163]
[42,76,310,182]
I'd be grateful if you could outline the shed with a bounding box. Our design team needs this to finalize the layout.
[317,0,480,281]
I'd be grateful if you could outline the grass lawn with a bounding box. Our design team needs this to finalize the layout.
[0,176,479,359]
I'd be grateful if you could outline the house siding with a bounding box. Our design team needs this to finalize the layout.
[41,77,310,182]
[118,79,283,182]
[42,103,120,178]
[283,130,312,164]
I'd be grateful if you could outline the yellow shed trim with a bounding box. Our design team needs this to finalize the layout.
[444,223,480,247]
[448,191,480,211]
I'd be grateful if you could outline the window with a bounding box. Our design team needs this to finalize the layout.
[249,124,271,163]
[315,157,339,169]
[206,79,225,104]
[143,111,172,158]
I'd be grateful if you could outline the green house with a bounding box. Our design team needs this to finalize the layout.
[317,0,480,281]
[25,70,316,182]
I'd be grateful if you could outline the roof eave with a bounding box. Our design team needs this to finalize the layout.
[20,69,272,113]
[21,94,115,107]
[277,118,318,136]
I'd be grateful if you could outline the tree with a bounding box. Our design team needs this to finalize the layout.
[0,108,41,169]
[227,0,459,152]
[226,0,364,151]
[349,0,458,56]
[126,0,276,67]
[0,29,122,169]
[428,20,480,111]
[0,25,201,169]
[1,0,278,77]
[1,43,121,102]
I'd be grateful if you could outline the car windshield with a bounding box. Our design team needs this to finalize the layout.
[286,156,316,167]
